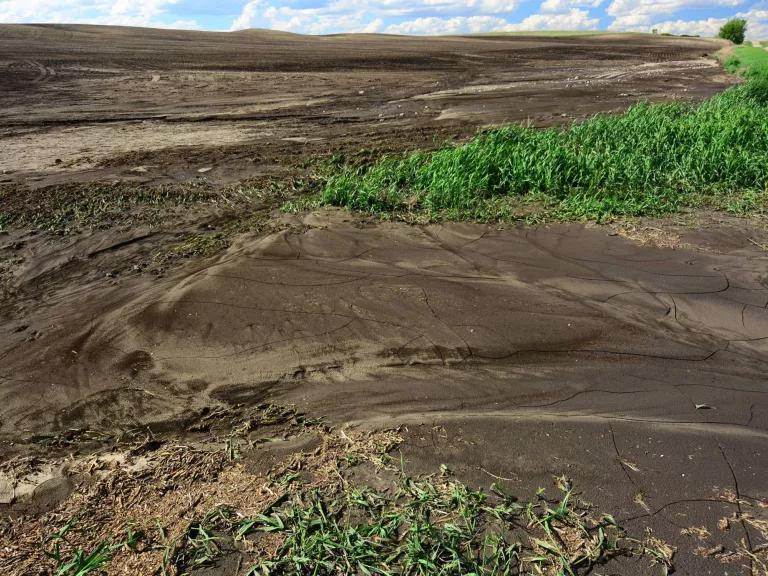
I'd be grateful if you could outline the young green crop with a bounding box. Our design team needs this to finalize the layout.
[322,67,768,221]
[240,475,624,575]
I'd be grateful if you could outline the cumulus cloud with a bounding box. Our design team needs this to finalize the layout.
[741,8,768,38]
[419,0,520,14]
[606,0,744,29]
[0,0,200,28]
[506,7,599,29]
[649,16,728,35]
[380,6,599,34]
[612,6,768,39]
[2,0,765,39]
[231,1,384,33]
[540,0,602,13]
[385,15,511,34]
[230,0,521,33]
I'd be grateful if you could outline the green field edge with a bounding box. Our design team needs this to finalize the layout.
[303,44,768,225]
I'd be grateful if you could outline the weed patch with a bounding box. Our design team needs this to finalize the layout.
[1,405,682,576]
[242,474,643,576]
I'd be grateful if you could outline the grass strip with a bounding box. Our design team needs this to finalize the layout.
[725,45,768,79]
[321,56,768,222]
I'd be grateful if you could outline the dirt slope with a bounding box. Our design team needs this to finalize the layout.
[3,212,767,434]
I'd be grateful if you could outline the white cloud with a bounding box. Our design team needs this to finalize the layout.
[623,7,768,39]
[506,7,599,29]
[0,0,199,28]
[426,0,520,14]
[649,16,727,35]
[230,0,261,30]
[606,0,744,29]
[540,0,602,13]
[2,0,762,39]
[741,8,768,39]
[230,0,521,32]
[385,15,511,34]
[231,1,385,33]
[0,0,84,23]
[379,6,599,34]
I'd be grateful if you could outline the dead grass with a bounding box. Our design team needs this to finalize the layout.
[608,221,686,249]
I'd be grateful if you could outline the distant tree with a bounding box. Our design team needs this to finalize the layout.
[719,18,747,44]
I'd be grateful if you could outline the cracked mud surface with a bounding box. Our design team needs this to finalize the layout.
[2,210,767,574]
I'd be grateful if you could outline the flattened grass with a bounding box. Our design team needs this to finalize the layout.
[322,70,768,222]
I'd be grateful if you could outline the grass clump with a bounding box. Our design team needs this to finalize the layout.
[239,472,667,576]
[4,410,685,576]
[322,75,768,222]
[43,519,122,576]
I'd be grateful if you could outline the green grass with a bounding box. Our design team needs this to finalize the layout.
[320,58,768,222]
[157,470,669,576]
[44,520,122,576]
[238,473,671,575]
[725,45,768,79]
[32,415,678,575]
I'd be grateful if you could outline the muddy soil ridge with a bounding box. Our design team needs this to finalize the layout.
[3,212,767,437]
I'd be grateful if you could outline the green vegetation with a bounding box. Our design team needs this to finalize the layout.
[44,520,121,576]
[53,542,117,576]
[241,475,633,576]
[320,56,768,222]
[725,44,768,80]
[154,471,671,576]
[719,18,747,45]
[39,472,673,576]
[20,410,682,575]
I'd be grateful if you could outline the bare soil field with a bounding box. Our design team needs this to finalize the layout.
[0,25,732,187]
[1,25,767,575]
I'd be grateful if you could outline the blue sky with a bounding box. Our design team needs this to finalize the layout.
[1,0,766,38]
